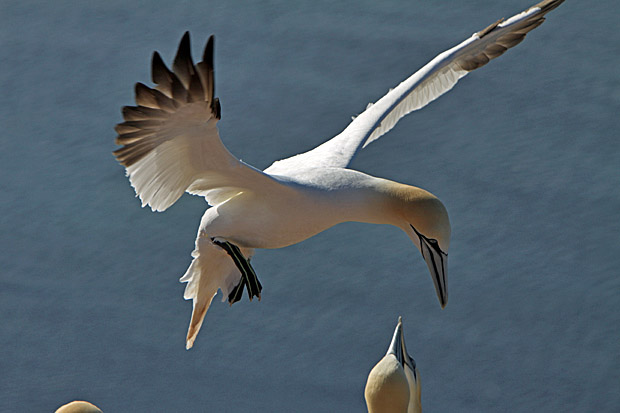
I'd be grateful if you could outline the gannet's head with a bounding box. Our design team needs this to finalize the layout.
[385,182,451,308]
[55,400,102,413]
[365,316,421,413]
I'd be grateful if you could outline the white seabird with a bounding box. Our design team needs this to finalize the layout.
[113,0,564,348]
[365,317,421,413]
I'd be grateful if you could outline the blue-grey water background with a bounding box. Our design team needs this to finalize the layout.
[1,1,619,411]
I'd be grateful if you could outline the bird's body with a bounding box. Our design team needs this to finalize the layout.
[199,168,442,249]
[114,0,564,348]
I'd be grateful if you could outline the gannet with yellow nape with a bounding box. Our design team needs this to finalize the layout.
[365,317,421,413]
[113,0,564,349]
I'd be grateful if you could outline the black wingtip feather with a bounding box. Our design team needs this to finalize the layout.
[134,82,178,111]
[203,35,214,64]
[535,0,565,13]
[151,51,173,89]
[121,105,168,121]
[173,32,195,88]
[201,36,217,112]
[213,98,221,120]
[114,32,221,167]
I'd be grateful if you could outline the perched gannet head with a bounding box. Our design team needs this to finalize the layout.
[383,182,451,308]
[55,400,103,413]
[365,317,421,413]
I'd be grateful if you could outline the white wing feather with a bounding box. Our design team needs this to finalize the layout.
[266,0,564,173]
[114,33,282,211]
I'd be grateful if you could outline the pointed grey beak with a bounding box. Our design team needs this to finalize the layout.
[411,225,448,308]
[387,316,417,374]
[421,238,448,308]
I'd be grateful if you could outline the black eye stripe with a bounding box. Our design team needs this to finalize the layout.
[410,224,447,257]
[426,238,444,256]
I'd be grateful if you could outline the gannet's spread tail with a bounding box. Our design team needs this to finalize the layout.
[114,0,564,349]
[180,234,256,349]
[365,317,421,413]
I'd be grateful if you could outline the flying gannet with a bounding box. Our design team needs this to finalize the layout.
[365,317,421,413]
[114,0,564,348]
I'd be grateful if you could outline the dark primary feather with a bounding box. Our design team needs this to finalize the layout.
[536,0,564,13]
[134,82,178,111]
[113,32,221,167]
[172,32,195,89]
[457,0,564,71]
[151,52,174,97]
[196,36,220,118]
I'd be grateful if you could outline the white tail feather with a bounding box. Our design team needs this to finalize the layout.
[180,233,254,349]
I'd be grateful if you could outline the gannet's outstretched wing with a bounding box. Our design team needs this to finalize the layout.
[114,32,283,211]
[266,0,564,174]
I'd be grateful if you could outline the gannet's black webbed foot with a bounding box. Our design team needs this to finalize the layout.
[211,238,262,304]
[227,278,246,305]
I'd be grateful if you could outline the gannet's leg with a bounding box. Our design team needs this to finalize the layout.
[211,238,262,303]
[227,278,246,305]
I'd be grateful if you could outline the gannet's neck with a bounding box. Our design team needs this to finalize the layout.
[365,354,411,413]
[266,168,450,249]
[305,171,448,242]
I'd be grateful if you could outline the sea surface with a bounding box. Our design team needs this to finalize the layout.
[1,1,619,411]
